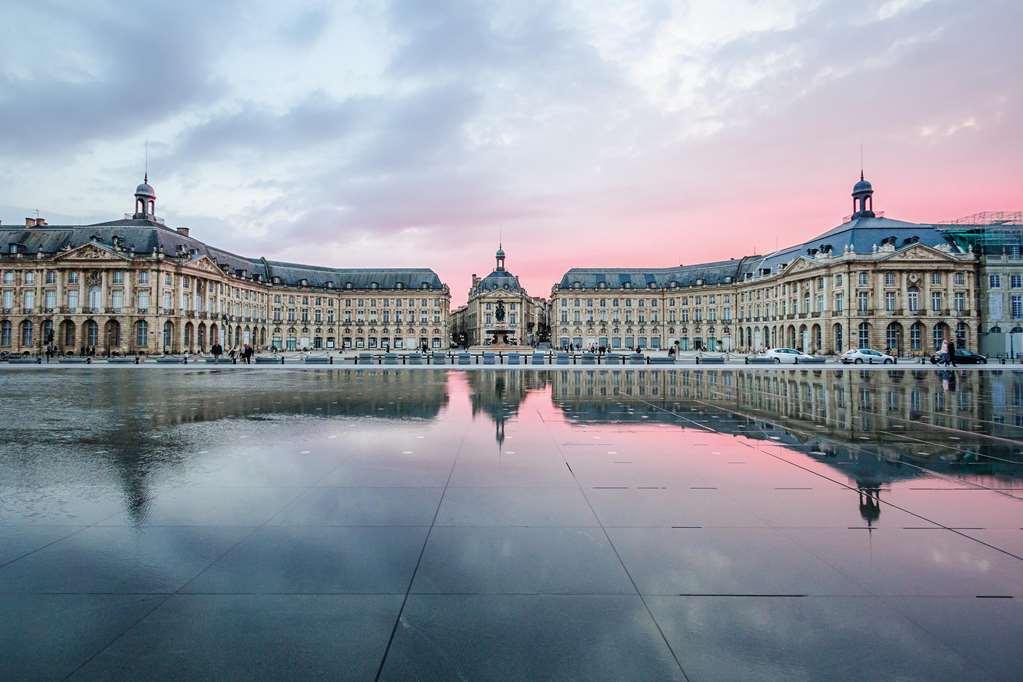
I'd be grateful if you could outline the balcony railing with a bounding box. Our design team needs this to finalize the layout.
[137,308,149,314]
[22,307,34,314]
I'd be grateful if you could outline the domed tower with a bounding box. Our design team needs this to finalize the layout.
[851,171,875,219]
[495,243,506,272]
[133,174,157,220]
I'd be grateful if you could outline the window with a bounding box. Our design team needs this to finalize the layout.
[907,289,919,312]
[884,291,895,312]
[910,322,922,351]
[111,290,123,311]
[857,291,869,313]
[45,291,56,310]
[834,293,844,313]
[0,320,10,346]
[68,291,78,311]
[931,292,942,313]
[1012,274,1022,289]
[884,272,895,286]
[20,320,32,346]
[954,272,965,286]
[1013,296,1023,319]
[45,271,56,284]
[25,271,35,284]
[930,272,941,285]
[138,292,149,311]
[23,291,34,311]
[69,272,80,284]
[858,322,870,348]
[135,320,148,346]
[858,271,869,286]
[954,292,965,312]
[139,271,150,284]
[88,287,101,311]
[112,271,124,284]
[990,274,1001,288]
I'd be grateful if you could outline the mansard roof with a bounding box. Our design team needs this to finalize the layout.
[0,219,445,290]
[558,257,759,290]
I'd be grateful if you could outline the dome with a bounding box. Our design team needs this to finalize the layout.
[852,177,873,196]
[135,181,156,198]
[496,247,505,258]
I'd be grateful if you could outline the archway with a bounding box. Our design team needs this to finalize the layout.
[60,319,76,351]
[857,321,870,349]
[832,323,843,353]
[811,324,821,354]
[134,320,148,351]
[209,323,219,345]
[909,321,924,353]
[932,322,950,351]
[163,321,174,352]
[84,319,99,351]
[184,322,195,353]
[103,320,121,354]
[197,323,206,351]
[885,322,903,356]
[19,320,33,349]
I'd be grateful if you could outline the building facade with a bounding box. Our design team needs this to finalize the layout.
[551,177,983,356]
[456,245,545,347]
[0,179,450,355]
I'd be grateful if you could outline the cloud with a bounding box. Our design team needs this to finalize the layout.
[0,0,240,155]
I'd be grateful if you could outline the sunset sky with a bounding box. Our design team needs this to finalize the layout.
[1,0,1020,304]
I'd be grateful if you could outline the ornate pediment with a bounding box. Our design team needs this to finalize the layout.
[54,242,129,262]
[187,255,225,275]
[881,243,958,263]
[782,257,817,275]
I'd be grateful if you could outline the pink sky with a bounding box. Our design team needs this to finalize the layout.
[1,1,1020,305]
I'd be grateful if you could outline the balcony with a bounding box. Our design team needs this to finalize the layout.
[137,308,149,314]
[105,307,121,314]
[162,308,175,315]
[81,307,97,314]
[22,307,34,314]
[44,307,55,314]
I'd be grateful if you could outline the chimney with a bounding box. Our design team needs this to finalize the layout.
[176,227,190,238]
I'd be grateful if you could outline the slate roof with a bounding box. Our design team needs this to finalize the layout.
[0,219,445,290]
[558,257,760,290]
[557,215,965,290]
[474,269,524,294]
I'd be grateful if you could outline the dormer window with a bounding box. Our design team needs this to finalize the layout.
[396,282,403,289]
[345,282,353,289]
[421,282,430,289]
[300,278,308,287]
[648,282,656,289]
[326,282,333,289]
[272,276,281,285]
[623,282,631,289]
[370,282,378,289]
[696,279,704,286]
[670,281,677,288]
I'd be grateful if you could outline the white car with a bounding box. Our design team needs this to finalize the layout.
[840,348,895,364]
[763,348,815,364]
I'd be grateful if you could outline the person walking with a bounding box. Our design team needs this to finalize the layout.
[947,336,957,367]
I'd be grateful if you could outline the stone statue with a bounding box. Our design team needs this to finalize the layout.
[495,300,506,323]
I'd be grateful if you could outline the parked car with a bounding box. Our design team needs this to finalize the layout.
[840,348,895,364]
[929,349,988,364]
[764,348,815,364]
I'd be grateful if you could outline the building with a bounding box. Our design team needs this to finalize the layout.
[551,176,983,356]
[0,178,450,355]
[939,213,1023,357]
[458,244,545,347]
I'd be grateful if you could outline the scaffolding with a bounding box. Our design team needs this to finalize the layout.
[936,211,1023,253]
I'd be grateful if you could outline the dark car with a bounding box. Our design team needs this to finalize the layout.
[929,349,987,364]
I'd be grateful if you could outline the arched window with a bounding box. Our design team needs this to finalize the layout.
[20,320,33,346]
[885,323,902,353]
[163,321,174,350]
[85,320,98,347]
[955,322,968,347]
[932,323,948,350]
[0,320,11,347]
[136,320,148,347]
[833,323,843,351]
[858,322,870,348]
[910,321,923,351]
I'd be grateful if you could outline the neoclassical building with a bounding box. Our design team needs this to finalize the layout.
[551,176,982,356]
[0,178,450,355]
[451,245,546,347]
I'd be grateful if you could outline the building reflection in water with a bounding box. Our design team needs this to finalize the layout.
[2,368,1021,527]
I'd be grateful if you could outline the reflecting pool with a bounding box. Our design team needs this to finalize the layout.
[1,368,1021,680]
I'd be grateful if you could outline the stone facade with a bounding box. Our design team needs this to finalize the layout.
[0,179,449,355]
[456,245,546,347]
[550,177,981,356]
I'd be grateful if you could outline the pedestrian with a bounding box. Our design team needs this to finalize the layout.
[947,336,957,367]
[229,347,237,361]
[940,338,949,366]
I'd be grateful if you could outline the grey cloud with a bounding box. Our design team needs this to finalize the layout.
[0,0,241,156]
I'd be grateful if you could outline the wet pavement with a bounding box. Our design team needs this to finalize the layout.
[0,367,1021,680]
